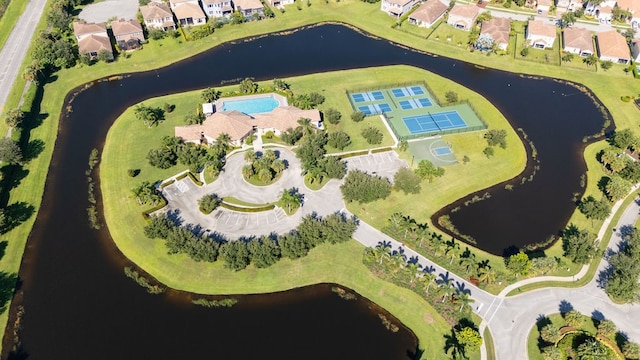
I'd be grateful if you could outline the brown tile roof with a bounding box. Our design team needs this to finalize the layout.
[563,27,594,52]
[140,2,173,20]
[537,0,552,7]
[234,0,263,10]
[202,0,229,4]
[173,3,206,19]
[528,19,556,38]
[616,0,640,14]
[480,17,510,45]
[72,21,107,38]
[448,3,479,19]
[253,107,321,132]
[175,111,253,143]
[78,34,112,55]
[409,0,447,24]
[597,29,630,59]
[110,19,143,37]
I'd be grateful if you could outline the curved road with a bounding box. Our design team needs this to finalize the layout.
[0,0,47,115]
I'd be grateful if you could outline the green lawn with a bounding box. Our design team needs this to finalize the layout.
[528,313,601,360]
[0,0,27,54]
[2,0,640,354]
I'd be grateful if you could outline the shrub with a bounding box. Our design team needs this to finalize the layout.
[361,126,383,145]
[199,194,221,214]
[351,111,366,122]
[324,108,342,124]
[128,168,140,177]
[340,169,391,203]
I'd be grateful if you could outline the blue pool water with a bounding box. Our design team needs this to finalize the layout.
[222,96,279,114]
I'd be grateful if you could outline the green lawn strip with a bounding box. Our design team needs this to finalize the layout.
[222,196,271,207]
[0,0,28,54]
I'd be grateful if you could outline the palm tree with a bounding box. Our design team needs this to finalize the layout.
[242,164,254,179]
[216,133,232,148]
[576,338,609,359]
[438,278,455,303]
[459,252,477,276]
[244,150,256,163]
[477,266,497,285]
[271,159,285,174]
[280,188,301,213]
[398,139,409,152]
[373,241,392,265]
[390,251,407,272]
[416,224,430,248]
[297,117,314,136]
[306,164,327,184]
[435,239,448,257]
[583,54,598,67]
[452,291,475,312]
[446,241,462,265]
[405,261,422,284]
[419,271,437,295]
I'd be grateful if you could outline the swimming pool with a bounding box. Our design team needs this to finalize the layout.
[222,96,279,114]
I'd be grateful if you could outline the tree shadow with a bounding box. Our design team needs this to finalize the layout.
[0,241,7,261]
[615,331,629,349]
[597,176,610,195]
[0,271,17,314]
[536,314,551,331]
[597,264,613,289]
[407,346,424,360]
[591,310,605,327]
[0,202,35,234]
[455,281,471,295]
[0,166,29,206]
[21,139,45,163]
[559,300,573,314]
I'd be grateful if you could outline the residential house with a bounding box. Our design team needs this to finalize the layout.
[110,19,145,51]
[380,0,418,17]
[72,21,113,60]
[169,0,199,9]
[202,0,234,18]
[587,0,615,22]
[172,2,207,26]
[631,40,640,62]
[234,0,265,18]
[408,0,447,28]
[446,3,479,31]
[616,0,640,28]
[536,0,552,14]
[597,29,631,63]
[140,2,176,31]
[526,19,556,48]
[479,17,510,51]
[556,0,571,13]
[269,0,294,8]
[567,0,583,12]
[562,27,594,56]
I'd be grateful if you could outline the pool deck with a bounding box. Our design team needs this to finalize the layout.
[212,93,288,113]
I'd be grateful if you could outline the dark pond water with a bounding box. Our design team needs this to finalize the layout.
[5,23,608,358]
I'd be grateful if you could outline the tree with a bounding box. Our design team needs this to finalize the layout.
[446,241,462,265]
[324,108,341,125]
[327,131,351,150]
[477,266,497,285]
[452,291,474,312]
[459,251,477,275]
[132,181,162,205]
[4,109,24,128]
[361,126,383,145]
[393,167,422,194]
[147,147,177,169]
[184,112,204,125]
[280,127,303,145]
[418,271,437,294]
[623,341,640,359]
[201,87,221,103]
[134,104,164,127]
[540,324,562,344]
[340,169,392,203]
[198,193,221,214]
[596,319,617,338]
[31,31,77,69]
[560,11,576,28]
[561,52,575,63]
[216,133,232,148]
[272,79,289,92]
[177,142,208,173]
[297,117,314,136]
[230,10,245,24]
[219,241,250,271]
[541,345,562,360]
[563,309,584,327]
[415,160,445,182]
[506,251,530,277]
[445,91,459,103]
[578,196,611,223]
[373,242,392,265]
[576,338,609,359]
[483,146,495,158]
[280,188,302,213]
[562,225,598,264]
[0,138,23,165]
[247,237,281,268]
[143,215,176,239]
[484,129,507,148]
[604,175,631,201]
[97,50,113,63]
[612,129,638,151]
[520,47,529,57]
[398,139,408,152]
[319,156,346,179]
[351,111,366,122]
[600,60,613,71]
[239,78,258,94]
[455,326,483,353]
[583,54,598,67]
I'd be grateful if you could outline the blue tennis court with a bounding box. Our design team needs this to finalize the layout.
[433,146,452,156]
[403,111,467,134]
[351,91,385,103]
[398,98,433,110]
[391,86,427,98]
[358,103,392,115]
